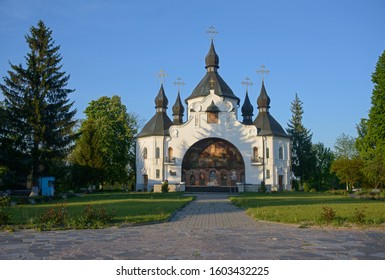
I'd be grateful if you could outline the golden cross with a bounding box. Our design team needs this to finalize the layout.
[256,64,270,81]
[241,77,254,92]
[157,68,168,84]
[209,78,215,89]
[206,25,218,40]
[173,76,186,92]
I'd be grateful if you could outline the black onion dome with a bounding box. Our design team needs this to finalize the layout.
[205,39,219,69]
[241,91,254,117]
[186,40,240,104]
[257,81,270,109]
[172,91,184,116]
[155,84,168,109]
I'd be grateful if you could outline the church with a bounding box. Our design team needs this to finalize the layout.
[136,38,291,192]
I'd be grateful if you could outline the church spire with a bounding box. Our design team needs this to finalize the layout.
[241,91,254,124]
[172,91,184,124]
[205,39,219,72]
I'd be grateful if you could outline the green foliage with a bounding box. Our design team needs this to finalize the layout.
[0,20,77,186]
[356,50,385,188]
[39,202,68,230]
[331,157,365,190]
[6,192,193,229]
[161,181,169,193]
[309,142,337,191]
[353,207,367,224]
[0,197,12,225]
[259,181,267,193]
[334,133,358,159]
[286,93,314,185]
[321,206,336,223]
[70,96,138,187]
[231,192,385,227]
[73,204,113,228]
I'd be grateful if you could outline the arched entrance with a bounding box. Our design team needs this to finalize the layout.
[182,138,245,186]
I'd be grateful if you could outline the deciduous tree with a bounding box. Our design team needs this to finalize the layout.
[70,96,137,187]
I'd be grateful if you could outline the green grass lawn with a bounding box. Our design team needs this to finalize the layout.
[230,192,385,228]
[6,192,193,229]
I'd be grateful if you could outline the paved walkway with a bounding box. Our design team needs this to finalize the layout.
[1,193,385,259]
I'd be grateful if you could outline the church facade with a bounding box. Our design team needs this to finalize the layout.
[136,40,291,191]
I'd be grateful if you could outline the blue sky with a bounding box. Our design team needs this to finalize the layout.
[1,0,384,149]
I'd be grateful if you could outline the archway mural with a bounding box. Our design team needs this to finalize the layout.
[182,138,245,186]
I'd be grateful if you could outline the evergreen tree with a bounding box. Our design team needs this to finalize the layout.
[356,50,385,188]
[70,96,138,187]
[286,93,314,186]
[0,20,77,186]
[310,142,337,191]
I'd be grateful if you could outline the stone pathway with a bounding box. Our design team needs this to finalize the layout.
[1,193,385,259]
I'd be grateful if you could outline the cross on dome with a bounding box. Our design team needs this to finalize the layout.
[241,77,254,92]
[256,64,270,82]
[157,68,168,85]
[206,25,218,40]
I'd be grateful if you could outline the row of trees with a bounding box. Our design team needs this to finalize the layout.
[0,21,138,191]
[289,50,385,191]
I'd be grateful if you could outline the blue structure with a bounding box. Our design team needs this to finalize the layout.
[39,176,55,196]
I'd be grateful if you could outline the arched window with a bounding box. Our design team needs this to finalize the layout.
[279,146,284,159]
[143,148,147,159]
[155,147,160,159]
[168,147,173,160]
[253,147,259,162]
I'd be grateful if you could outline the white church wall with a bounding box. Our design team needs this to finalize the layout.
[136,135,168,190]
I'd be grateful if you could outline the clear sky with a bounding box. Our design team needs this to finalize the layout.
[1,0,384,149]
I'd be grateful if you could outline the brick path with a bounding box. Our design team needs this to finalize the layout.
[1,193,385,259]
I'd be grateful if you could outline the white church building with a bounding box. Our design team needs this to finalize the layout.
[136,39,291,192]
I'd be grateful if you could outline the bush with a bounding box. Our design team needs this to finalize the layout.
[161,180,169,193]
[0,197,12,225]
[303,182,311,192]
[74,204,113,228]
[353,207,367,224]
[39,202,68,229]
[321,206,336,223]
[259,181,266,193]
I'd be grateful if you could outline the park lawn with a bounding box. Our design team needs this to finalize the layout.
[8,192,193,228]
[230,192,385,227]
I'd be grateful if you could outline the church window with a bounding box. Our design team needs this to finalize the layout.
[279,146,284,159]
[266,169,271,179]
[156,169,160,178]
[253,147,259,162]
[143,148,147,159]
[155,147,160,158]
[207,112,218,123]
[168,147,173,161]
[266,147,270,159]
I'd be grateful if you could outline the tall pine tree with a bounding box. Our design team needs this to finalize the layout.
[356,50,385,188]
[0,20,77,186]
[286,93,314,187]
